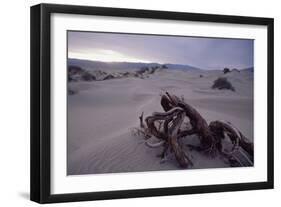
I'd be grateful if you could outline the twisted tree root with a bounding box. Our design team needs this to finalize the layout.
[136,92,253,168]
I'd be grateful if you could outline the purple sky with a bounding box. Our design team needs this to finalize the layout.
[68,31,254,70]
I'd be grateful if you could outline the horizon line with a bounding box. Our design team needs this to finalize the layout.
[68,57,253,71]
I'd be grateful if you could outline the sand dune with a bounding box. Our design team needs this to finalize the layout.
[67,69,253,175]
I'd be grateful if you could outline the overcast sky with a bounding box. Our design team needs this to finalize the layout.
[68,31,254,70]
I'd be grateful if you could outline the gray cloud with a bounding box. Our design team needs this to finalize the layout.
[68,31,253,70]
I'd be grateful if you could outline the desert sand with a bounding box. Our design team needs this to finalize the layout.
[67,67,253,175]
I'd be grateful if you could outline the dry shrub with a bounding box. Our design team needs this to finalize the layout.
[212,77,235,91]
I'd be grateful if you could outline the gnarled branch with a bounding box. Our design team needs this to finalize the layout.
[134,92,253,168]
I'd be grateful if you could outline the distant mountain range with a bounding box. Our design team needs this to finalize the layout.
[68,58,201,71]
[68,58,253,72]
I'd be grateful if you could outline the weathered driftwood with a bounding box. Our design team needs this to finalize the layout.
[208,120,253,166]
[136,92,253,169]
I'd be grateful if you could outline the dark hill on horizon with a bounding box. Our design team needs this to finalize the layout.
[68,58,201,71]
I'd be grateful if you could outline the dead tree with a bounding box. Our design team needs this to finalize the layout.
[209,120,253,166]
[135,92,253,168]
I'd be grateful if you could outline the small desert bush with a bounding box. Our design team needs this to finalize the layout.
[138,67,149,74]
[223,67,231,74]
[162,64,168,69]
[212,77,235,91]
[82,72,96,81]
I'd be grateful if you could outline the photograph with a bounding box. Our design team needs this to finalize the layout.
[67,31,254,175]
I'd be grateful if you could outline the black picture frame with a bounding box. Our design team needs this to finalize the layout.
[30,3,274,204]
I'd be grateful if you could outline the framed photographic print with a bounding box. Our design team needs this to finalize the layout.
[30,3,274,203]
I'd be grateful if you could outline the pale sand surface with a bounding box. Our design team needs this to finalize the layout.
[67,69,253,175]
